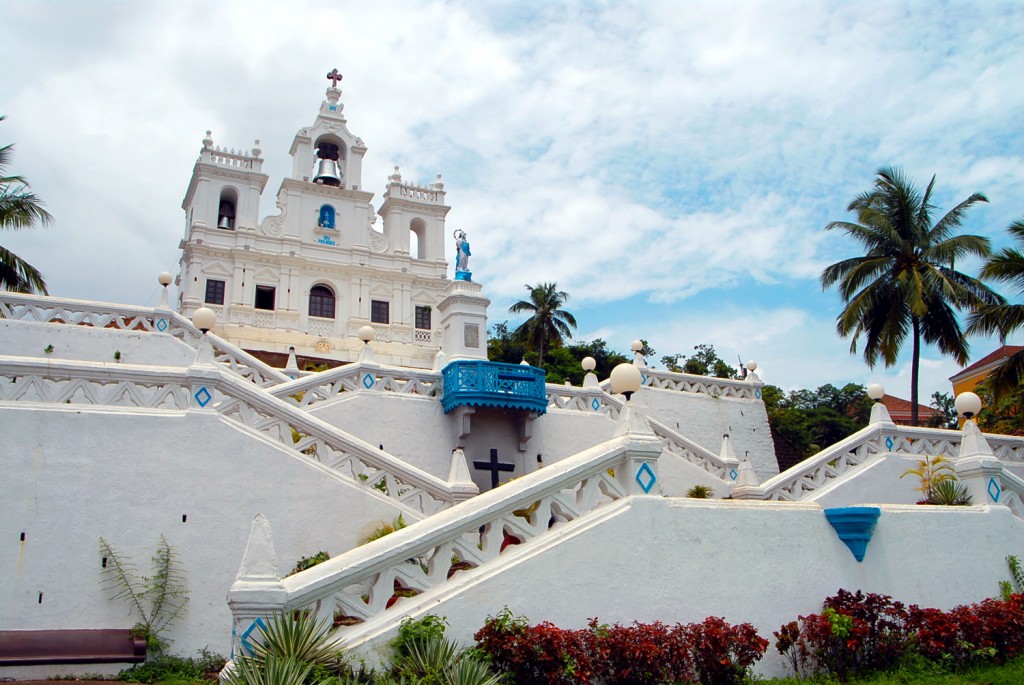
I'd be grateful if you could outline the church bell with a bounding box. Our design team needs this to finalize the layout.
[217,200,235,229]
[313,158,342,187]
[217,215,231,229]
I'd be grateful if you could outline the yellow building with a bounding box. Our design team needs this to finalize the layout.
[949,345,1024,397]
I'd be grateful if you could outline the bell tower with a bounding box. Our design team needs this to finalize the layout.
[176,69,453,370]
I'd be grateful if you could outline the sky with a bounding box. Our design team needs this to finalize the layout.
[2,0,1023,402]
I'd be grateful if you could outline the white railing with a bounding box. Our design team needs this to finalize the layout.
[0,356,194,410]
[0,355,457,516]
[997,470,1024,520]
[760,423,1024,502]
[545,385,620,418]
[0,292,289,388]
[648,419,733,481]
[599,368,763,400]
[272,363,441,408]
[228,430,661,639]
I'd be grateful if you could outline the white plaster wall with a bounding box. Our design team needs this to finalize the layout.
[810,453,963,509]
[347,498,1024,678]
[0,406,407,664]
[637,386,778,480]
[1,320,197,367]
[310,394,617,492]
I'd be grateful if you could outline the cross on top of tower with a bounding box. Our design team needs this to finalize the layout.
[326,69,343,88]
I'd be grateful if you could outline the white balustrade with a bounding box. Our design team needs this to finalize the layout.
[229,431,661,632]
[761,423,1024,502]
[0,355,454,516]
[599,368,762,400]
[273,363,441,408]
[0,292,288,388]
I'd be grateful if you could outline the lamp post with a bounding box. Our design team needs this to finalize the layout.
[866,383,893,424]
[157,272,173,309]
[358,325,376,364]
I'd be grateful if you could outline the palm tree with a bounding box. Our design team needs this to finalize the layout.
[967,218,1024,399]
[509,282,577,367]
[1,116,51,294]
[820,166,1001,425]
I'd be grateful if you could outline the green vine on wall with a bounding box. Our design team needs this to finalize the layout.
[99,535,189,656]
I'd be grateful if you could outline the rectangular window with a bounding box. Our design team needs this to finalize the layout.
[205,279,225,305]
[414,305,431,330]
[255,285,276,311]
[370,300,390,324]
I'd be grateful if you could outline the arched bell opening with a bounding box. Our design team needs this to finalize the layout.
[312,135,346,188]
[217,187,238,230]
[410,218,427,260]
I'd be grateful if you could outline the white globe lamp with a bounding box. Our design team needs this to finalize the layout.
[954,391,982,420]
[192,307,216,334]
[610,362,643,401]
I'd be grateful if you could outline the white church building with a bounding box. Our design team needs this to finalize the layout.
[2,72,1024,679]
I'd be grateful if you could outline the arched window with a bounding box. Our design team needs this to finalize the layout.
[217,188,238,230]
[318,205,336,229]
[309,285,336,319]
[410,218,427,259]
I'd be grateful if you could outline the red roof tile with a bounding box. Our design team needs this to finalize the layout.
[949,345,1024,382]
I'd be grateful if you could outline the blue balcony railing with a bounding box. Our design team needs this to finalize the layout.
[441,360,548,415]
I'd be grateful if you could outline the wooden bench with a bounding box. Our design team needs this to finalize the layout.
[0,629,147,666]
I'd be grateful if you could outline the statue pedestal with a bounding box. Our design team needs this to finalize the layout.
[455,269,472,282]
[437,279,490,361]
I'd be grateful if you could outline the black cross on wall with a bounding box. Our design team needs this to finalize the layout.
[473,448,515,489]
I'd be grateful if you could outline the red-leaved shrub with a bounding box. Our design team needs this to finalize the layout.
[474,610,768,685]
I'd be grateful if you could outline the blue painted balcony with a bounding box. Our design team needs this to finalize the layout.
[441,360,548,415]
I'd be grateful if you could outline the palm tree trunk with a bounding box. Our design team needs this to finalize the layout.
[538,334,545,368]
[911,317,920,426]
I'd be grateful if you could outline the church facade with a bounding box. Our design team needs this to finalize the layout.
[177,74,451,368]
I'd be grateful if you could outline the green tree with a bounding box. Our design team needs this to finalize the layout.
[926,391,958,429]
[820,166,1001,425]
[761,382,871,460]
[975,376,1024,436]
[967,218,1024,400]
[508,282,577,368]
[679,344,738,379]
[487,321,527,364]
[1,116,51,293]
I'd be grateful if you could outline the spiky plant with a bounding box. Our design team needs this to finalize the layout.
[445,656,504,685]
[251,611,342,667]
[928,479,972,506]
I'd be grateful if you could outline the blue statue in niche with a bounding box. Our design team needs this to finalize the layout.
[454,229,472,281]
[318,205,336,229]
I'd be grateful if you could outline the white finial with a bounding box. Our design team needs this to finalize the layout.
[252,139,262,157]
[232,513,282,583]
[433,173,444,190]
[202,130,213,148]
[284,346,299,373]
[389,165,402,183]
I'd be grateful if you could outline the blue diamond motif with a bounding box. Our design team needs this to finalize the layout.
[194,386,212,407]
[239,617,267,656]
[885,436,894,451]
[635,462,657,494]
[755,388,762,399]
[729,468,738,481]
[989,477,1001,503]
[156,317,168,332]
[591,398,601,411]
[362,373,375,389]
